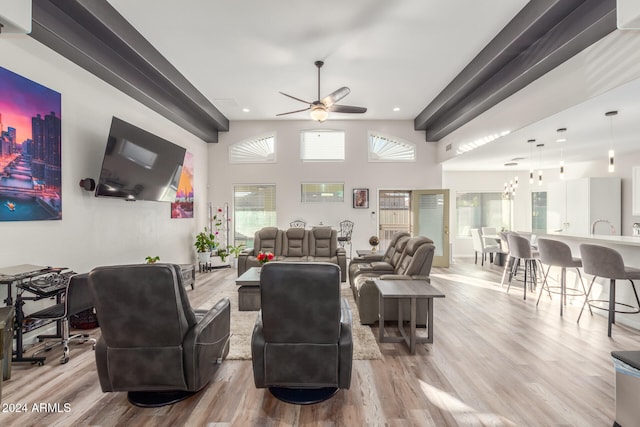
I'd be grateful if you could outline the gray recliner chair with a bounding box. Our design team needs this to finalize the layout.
[251,262,353,404]
[88,264,231,407]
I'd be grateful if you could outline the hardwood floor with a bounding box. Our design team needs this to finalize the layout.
[2,260,639,426]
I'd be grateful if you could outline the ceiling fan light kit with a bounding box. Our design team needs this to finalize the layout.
[277,60,367,122]
[310,105,329,122]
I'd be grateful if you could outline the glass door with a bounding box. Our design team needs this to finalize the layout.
[411,190,450,268]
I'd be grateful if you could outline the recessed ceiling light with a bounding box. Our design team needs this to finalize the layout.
[242,108,250,113]
[393,107,400,112]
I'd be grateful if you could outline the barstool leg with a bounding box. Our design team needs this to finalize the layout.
[576,269,592,315]
[578,276,597,324]
[608,279,616,337]
[560,267,566,317]
[536,265,551,307]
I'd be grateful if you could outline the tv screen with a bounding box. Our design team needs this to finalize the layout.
[95,117,186,202]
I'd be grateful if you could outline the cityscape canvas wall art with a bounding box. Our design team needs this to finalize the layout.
[171,151,194,218]
[0,66,62,221]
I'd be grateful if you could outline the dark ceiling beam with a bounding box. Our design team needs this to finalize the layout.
[30,0,228,143]
[414,0,616,142]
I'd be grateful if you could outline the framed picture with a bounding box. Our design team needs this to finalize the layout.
[353,188,369,209]
[0,66,62,221]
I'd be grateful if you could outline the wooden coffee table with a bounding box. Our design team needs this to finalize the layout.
[375,278,445,354]
[236,267,261,311]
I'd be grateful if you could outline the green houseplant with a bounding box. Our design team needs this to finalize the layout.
[195,228,216,263]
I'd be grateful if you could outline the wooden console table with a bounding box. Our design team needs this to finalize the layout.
[375,278,445,354]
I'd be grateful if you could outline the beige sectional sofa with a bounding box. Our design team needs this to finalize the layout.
[237,226,347,282]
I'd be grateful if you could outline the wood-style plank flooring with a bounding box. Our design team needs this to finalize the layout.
[2,259,639,426]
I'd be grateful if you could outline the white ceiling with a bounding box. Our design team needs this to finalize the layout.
[105,0,640,172]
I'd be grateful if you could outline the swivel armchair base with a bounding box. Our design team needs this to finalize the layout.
[269,387,338,405]
[128,390,196,408]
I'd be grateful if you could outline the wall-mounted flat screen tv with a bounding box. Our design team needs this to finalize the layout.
[95,117,186,202]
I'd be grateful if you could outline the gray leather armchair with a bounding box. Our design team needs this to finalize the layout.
[88,264,230,407]
[251,262,352,404]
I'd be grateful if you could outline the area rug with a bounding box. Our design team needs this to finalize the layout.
[203,281,382,360]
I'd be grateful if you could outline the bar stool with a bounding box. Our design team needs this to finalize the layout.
[536,238,589,317]
[499,231,514,287]
[506,233,541,300]
[579,244,640,337]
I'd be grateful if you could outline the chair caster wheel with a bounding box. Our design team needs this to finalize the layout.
[37,361,45,366]
[60,357,69,364]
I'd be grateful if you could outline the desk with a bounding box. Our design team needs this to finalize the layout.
[0,265,69,365]
[375,278,445,354]
[236,267,261,311]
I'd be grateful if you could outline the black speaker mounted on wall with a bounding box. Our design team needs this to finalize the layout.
[79,178,95,191]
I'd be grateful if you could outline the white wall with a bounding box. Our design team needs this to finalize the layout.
[207,120,442,250]
[0,36,209,274]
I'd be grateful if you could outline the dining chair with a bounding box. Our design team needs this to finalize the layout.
[471,228,500,266]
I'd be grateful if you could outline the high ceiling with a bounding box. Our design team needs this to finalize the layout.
[30,1,640,171]
[105,0,527,122]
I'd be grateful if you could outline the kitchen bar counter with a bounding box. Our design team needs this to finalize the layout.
[542,233,640,331]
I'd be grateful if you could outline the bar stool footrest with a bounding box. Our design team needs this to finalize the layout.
[586,299,640,315]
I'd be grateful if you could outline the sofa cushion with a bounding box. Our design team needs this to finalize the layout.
[282,227,308,257]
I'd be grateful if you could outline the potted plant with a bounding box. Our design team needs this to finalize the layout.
[195,228,215,264]
[145,255,160,264]
[227,243,245,268]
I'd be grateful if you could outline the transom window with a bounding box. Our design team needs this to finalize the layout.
[301,183,344,203]
[300,130,345,161]
[229,133,276,163]
[368,132,416,162]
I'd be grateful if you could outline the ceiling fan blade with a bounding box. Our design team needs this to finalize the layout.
[279,91,312,105]
[276,107,311,116]
[322,87,350,107]
[328,104,367,114]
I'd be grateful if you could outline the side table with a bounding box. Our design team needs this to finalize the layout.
[180,264,195,290]
[375,278,445,354]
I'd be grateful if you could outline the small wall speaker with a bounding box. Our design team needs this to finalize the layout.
[79,178,95,191]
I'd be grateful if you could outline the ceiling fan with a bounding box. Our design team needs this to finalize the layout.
[277,60,367,122]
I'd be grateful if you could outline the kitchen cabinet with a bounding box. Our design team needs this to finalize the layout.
[547,177,621,235]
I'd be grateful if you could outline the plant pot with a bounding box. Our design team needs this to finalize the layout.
[197,251,211,264]
[211,256,230,267]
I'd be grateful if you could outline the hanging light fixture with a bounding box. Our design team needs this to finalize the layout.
[556,128,567,179]
[606,110,618,173]
[528,139,535,184]
[537,143,544,186]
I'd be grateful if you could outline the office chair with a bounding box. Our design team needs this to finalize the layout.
[30,273,97,364]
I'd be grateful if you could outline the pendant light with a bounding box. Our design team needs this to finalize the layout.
[528,139,535,184]
[556,128,567,179]
[537,143,544,186]
[606,110,618,173]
